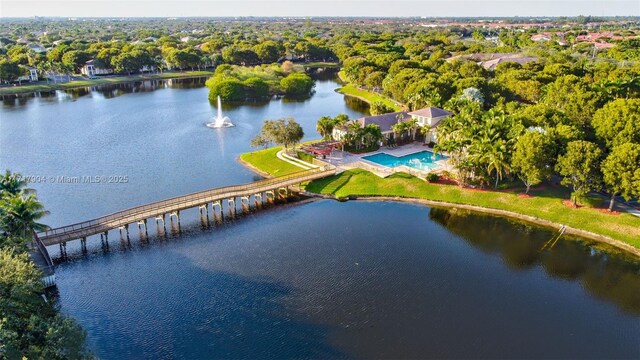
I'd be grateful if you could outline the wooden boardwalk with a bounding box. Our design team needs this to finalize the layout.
[37,168,335,246]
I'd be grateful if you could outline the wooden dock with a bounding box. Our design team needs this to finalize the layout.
[36,168,335,250]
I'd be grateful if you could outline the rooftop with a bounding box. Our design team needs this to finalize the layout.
[408,107,452,118]
[356,111,410,133]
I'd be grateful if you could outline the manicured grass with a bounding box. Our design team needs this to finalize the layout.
[336,83,403,111]
[240,146,303,177]
[305,169,640,248]
[336,70,402,111]
[0,71,214,95]
[303,62,341,68]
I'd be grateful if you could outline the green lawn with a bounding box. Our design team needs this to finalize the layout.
[0,71,214,95]
[240,146,303,177]
[336,70,403,111]
[305,169,640,248]
[303,62,341,68]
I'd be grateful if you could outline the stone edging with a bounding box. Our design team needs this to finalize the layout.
[300,192,640,258]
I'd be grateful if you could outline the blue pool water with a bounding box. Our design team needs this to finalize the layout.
[362,150,447,171]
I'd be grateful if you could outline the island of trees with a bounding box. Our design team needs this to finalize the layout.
[205,62,314,101]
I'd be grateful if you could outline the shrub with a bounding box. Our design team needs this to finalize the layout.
[426,173,440,183]
[297,151,315,162]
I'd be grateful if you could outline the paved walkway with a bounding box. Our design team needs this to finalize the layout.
[276,150,318,170]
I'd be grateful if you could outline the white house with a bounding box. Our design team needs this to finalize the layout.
[81,59,114,78]
[407,107,453,143]
[17,67,38,82]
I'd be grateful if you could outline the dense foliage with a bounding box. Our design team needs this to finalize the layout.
[205,62,314,101]
[1,17,639,205]
[0,170,91,359]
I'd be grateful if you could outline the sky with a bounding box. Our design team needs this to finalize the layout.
[1,0,639,18]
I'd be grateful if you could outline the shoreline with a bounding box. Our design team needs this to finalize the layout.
[236,156,273,179]
[335,195,640,258]
[238,158,640,258]
[335,71,404,111]
[0,71,214,96]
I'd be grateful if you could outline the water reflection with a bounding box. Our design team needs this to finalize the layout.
[343,95,371,115]
[429,207,640,315]
[0,77,209,107]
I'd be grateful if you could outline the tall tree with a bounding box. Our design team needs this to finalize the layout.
[601,143,640,211]
[253,118,304,151]
[511,131,553,194]
[556,140,603,206]
[316,116,335,140]
[0,193,49,239]
[0,170,33,196]
[592,98,640,149]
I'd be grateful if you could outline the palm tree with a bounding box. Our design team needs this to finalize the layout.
[362,124,383,149]
[343,121,363,149]
[405,118,418,141]
[316,116,335,141]
[484,139,511,189]
[0,170,33,196]
[0,192,49,239]
[391,122,406,144]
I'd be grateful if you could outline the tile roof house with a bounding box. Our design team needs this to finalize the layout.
[332,107,452,145]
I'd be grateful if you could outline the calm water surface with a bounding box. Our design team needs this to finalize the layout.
[1,78,639,359]
[0,77,368,226]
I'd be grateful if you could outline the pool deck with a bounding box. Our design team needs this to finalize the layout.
[324,142,449,178]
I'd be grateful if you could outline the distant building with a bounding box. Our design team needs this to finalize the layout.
[447,53,539,70]
[531,33,552,42]
[27,43,46,53]
[17,66,38,82]
[480,55,539,70]
[81,59,114,78]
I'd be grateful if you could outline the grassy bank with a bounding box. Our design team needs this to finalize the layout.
[239,146,303,177]
[0,70,214,96]
[304,169,640,249]
[336,71,403,111]
[304,61,341,68]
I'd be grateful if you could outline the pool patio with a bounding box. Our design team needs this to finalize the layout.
[322,142,450,179]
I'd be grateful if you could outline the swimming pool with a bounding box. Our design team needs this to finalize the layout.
[362,151,447,171]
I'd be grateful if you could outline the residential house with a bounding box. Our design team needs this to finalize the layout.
[27,43,46,53]
[332,107,452,145]
[446,53,539,70]
[407,107,453,143]
[81,59,114,78]
[17,66,38,82]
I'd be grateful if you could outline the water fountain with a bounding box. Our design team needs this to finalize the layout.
[206,96,234,128]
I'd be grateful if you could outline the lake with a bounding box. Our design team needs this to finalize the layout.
[1,77,638,359]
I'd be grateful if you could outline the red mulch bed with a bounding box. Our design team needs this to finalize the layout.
[517,193,533,198]
[596,208,621,215]
[434,178,458,186]
[562,200,582,208]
